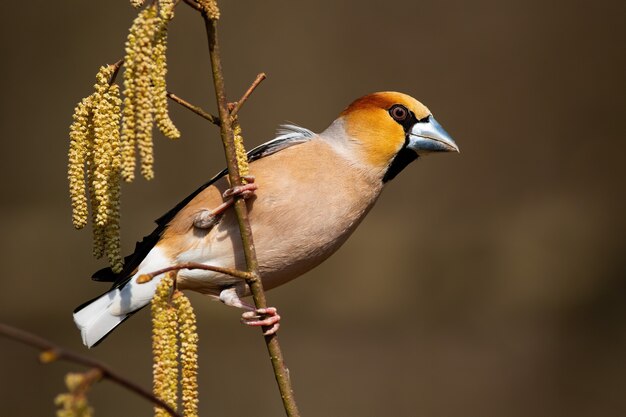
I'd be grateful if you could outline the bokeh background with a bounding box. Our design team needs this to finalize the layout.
[1,1,625,416]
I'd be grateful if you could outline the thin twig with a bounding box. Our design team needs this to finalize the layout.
[108,59,124,85]
[182,0,203,12]
[201,7,301,417]
[229,73,267,118]
[0,323,182,417]
[138,261,253,283]
[167,92,221,125]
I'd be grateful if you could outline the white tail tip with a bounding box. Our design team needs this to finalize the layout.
[73,290,128,348]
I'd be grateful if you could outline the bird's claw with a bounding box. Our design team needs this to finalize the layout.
[223,176,257,200]
[241,307,281,336]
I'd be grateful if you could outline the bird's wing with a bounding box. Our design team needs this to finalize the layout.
[91,125,315,286]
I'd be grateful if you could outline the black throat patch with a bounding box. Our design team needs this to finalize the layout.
[382,142,418,183]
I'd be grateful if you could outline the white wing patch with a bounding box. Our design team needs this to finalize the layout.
[275,123,316,141]
[244,124,316,162]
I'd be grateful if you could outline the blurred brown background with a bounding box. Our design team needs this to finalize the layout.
[1,1,625,416]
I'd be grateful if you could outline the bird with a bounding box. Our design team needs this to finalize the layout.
[74,91,459,348]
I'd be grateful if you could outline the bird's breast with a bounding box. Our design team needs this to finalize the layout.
[247,142,383,289]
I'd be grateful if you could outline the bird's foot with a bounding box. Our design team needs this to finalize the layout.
[219,287,280,335]
[241,307,281,336]
[192,176,258,228]
[222,175,257,200]
[192,208,220,229]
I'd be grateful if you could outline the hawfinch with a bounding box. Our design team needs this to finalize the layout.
[74,91,459,347]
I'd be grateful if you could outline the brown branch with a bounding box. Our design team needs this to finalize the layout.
[138,261,253,283]
[167,92,221,125]
[229,72,267,118]
[0,323,182,417]
[200,7,301,417]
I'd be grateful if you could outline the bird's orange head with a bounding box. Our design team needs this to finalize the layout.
[325,91,458,181]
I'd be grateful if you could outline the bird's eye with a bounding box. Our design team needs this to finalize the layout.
[389,105,408,122]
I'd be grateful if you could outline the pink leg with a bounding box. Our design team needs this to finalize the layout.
[241,307,281,336]
[222,175,258,199]
[192,201,232,228]
[193,176,258,229]
[219,287,281,336]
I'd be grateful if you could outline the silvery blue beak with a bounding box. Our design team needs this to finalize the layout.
[407,115,459,154]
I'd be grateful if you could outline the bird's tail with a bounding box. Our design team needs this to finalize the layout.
[73,275,161,348]
[73,290,130,348]
[74,247,173,347]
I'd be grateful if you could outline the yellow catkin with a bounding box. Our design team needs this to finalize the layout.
[107,84,123,175]
[68,97,93,229]
[232,120,250,180]
[199,0,220,20]
[130,0,145,8]
[54,372,94,417]
[91,64,116,227]
[174,291,199,417]
[153,0,180,140]
[85,149,105,260]
[105,213,123,272]
[121,11,143,182]
[91,225,106,260]
[92,94,113,227]
[89,65,125,268]
[121,1,180,182]
[83,103,106,260]
[120,94,137,182]
[134,5,159,180]
[69,64,124,269]
[104,84,124,272]
[152,273,179,417]
[158,0,175,20]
